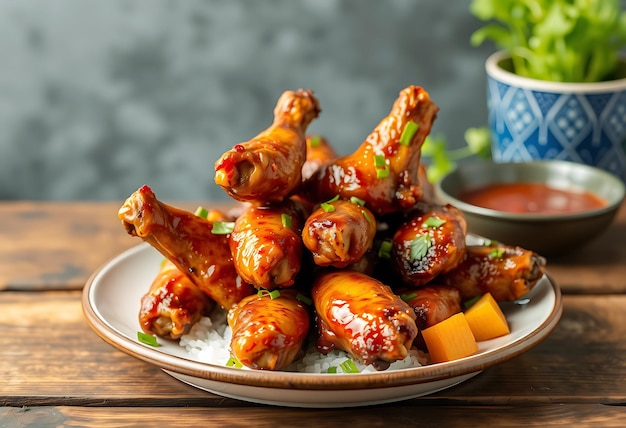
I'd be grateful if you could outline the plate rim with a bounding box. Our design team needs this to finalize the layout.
[82,242,563,392]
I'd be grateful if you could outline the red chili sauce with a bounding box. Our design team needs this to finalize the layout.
[457,182,607,215]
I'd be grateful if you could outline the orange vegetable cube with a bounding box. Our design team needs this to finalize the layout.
[464,292,510,341]
[421,312,478,363]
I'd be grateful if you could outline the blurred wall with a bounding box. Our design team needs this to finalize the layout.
[0,0,491,201]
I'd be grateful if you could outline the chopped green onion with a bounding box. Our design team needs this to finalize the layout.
[399,121,419,146]
[482,239,493,246]
[296,293,313,306]
[327,366,338,374]
[321,202,335,212]
[321,195,339,213]
[374,154,386,168]
[376,166,390,179]
[362,210,372,224]
[194,206,209,219]
[281,213,292,228]
[400,292,417,302]
[489,247,506,259]
[378,239,393,259]
[226,356,243,368]
[463,295,481,310]
[258,289,281,299]
[350,196,366,206]
[137,331,160,347]
[374,154,390,179]
[410,234,431,261]
[340,359,360,373]
[211,221,235,235]
[309,135,322,147]
[422,216,446,228]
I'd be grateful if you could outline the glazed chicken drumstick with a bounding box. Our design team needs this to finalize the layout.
[229,198,308,290]
[390,203,467,287]
[228,288,311,371]
[302,199,377,268]
[118,185,255,310]
[139,260,214,340]
[301,134,338,181]
[214,89,321,203]
[439,244,547,302]
[302,86,439,216]
[312,270,418,370]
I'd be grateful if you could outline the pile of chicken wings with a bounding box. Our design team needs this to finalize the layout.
[118,86,546,371]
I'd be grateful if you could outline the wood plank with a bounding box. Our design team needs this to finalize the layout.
[546,202,626,294]
[1,291,625,407]
[1,404,625,427]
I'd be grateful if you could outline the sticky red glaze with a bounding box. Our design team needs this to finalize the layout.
[228,289,311,370]
[391,203,467,287]
[139,261,213,339]
[458,182,606,215]
[118,186,255,310]
[302,86,439,216]
[213,89,320,203]
[229,199,307,289]
[439,244,546,302]
[302,200,376,268]
[311,270,417,368]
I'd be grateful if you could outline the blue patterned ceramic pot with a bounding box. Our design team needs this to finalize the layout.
[486,50,626,181]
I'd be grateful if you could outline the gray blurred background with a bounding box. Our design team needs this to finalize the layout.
[0,0,492,201]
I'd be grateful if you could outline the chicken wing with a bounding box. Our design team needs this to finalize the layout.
[229,198,308,289]
[312,270,418,370]
[439,244,547,301]
[301,134,338,181]
[397,284,462,330]
[228,288,311,370]
[391,203,467,287]
[302,199,376,268]
[139,260,214,339]
[118,185,255,310]
[214,89,321,203]
[302,86,438,215]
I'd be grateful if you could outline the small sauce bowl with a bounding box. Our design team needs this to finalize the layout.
[436,160,625,256]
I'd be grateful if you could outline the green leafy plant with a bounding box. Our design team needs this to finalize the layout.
[422,127,491,183]
[470,0,626,82]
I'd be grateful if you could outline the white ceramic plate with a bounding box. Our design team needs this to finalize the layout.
[82,241,562,408]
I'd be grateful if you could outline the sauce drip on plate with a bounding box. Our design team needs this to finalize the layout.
[458,182,607,215]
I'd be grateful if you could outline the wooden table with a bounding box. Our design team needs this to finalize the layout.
[1,200,625,427]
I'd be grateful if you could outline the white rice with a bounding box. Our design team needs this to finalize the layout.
[179,308,430,373]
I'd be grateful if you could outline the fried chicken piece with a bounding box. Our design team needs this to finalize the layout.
[229,198,308,290]
[302,199,376,268]
[439,244,547,302]
[118,185,255,310]
[391,203,467,287]
[312,270,418,370]
[139,260,214,340]
[228,289,311,371]
[302,86,439,216]
[214,89,321,203]
[417,163,436,205]
[397,284,462,330]
[301,134,338,181]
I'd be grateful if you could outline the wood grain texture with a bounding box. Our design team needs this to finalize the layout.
[2,404,626,427]
[1,291,625,407]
